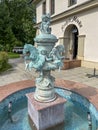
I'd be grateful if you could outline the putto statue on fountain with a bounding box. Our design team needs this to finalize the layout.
[40,13,51,34]
[23,43,64,71]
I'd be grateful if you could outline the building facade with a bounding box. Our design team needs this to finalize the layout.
[33,0,98,69]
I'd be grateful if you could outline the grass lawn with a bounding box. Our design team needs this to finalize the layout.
[8,52,20,59]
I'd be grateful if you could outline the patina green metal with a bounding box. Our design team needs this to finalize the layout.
[23,14,64,102]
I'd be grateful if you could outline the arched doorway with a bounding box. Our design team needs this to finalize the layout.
[64,24,79,60]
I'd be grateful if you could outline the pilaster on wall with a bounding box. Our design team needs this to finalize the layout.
[77,35,86,60]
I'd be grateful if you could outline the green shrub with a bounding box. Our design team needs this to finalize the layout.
[0,51,9,70]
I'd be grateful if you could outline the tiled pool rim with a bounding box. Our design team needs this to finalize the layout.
[0,79,98,109]
[0,79,98,123]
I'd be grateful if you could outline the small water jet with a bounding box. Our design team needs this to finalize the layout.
[23,14,66,130]
[8,101,13,123]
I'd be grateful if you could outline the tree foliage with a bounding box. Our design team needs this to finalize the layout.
[0,0,36,51]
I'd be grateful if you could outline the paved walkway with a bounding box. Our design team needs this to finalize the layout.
[0,57,98,88]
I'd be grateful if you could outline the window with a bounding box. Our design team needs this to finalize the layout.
[42,1,46,14]
[68,0,77,6]
[50,0,55,15]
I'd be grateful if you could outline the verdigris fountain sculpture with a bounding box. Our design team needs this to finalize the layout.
[23,14,66,130]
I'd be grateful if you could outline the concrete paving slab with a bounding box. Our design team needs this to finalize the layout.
[0,58,98,89]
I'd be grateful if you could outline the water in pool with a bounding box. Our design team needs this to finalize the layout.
[1,98,90,130]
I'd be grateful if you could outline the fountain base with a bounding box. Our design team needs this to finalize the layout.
[26,92,66,130]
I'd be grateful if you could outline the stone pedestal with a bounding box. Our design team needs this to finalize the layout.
[26,92,66,130]
[34,70,56,103]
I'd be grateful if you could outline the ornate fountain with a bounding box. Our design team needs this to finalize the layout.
[23,14,66,130]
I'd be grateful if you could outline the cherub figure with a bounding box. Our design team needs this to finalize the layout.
[48,45,65,69]
[40,14,51,34]
[49,45,65,60]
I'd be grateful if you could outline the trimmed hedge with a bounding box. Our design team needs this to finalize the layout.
[0,51,9,71]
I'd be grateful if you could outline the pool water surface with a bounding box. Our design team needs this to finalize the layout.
[0,88,97,130]
[1,99,90,130]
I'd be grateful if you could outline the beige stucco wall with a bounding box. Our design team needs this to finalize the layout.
[79,8,98,62]
[36,0,91,23]
[51,7,98,62]
[77,0,90,5]
[36,1,43,23]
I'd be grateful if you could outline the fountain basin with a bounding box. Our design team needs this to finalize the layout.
[0,80,98,130]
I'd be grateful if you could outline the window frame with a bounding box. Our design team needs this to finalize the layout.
[68,0,77,7]
[42,1,46,14]
[50,0,55,15]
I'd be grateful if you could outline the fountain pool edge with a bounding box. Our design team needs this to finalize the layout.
[0,79,98,128]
